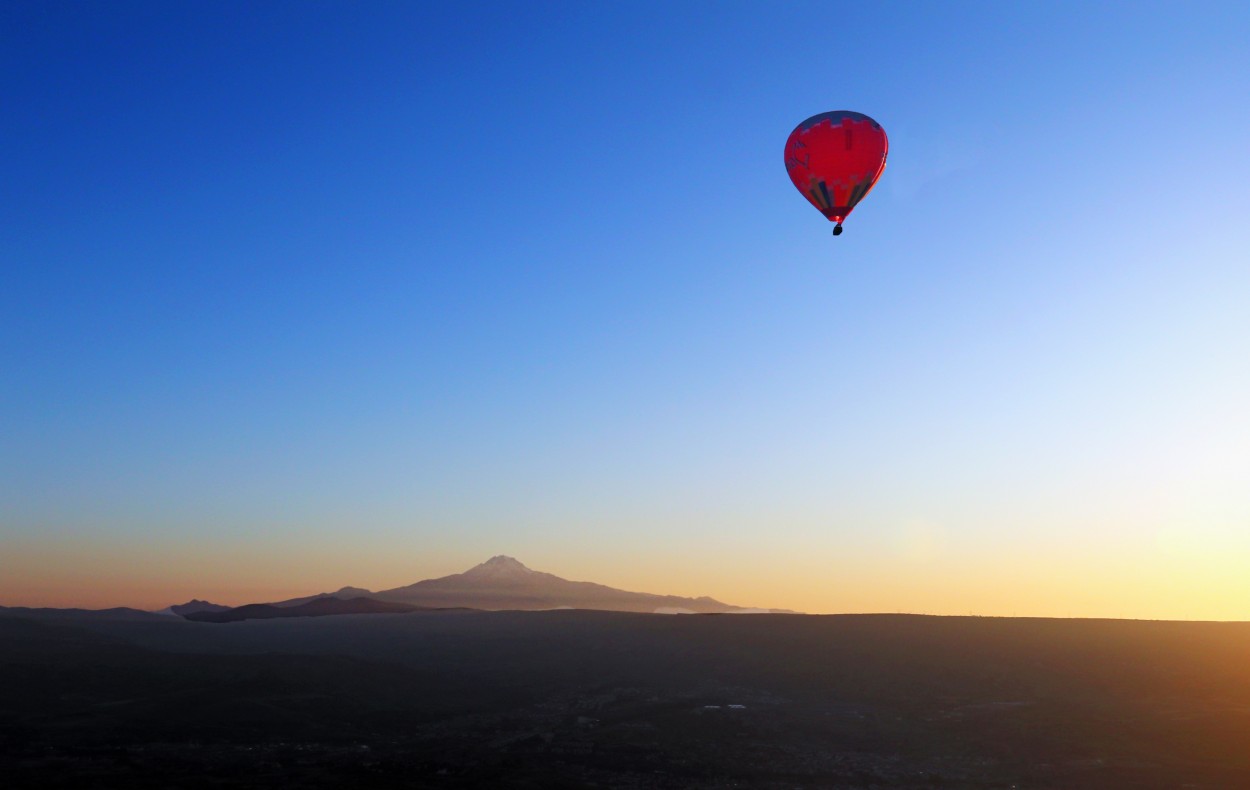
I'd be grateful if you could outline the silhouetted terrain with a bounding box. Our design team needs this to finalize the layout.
[3,609,1249,788]
[247,556,788,615]
[0,605,165,621]
[371,555,756,613]
[271,587,376,608]
[163,599,231,617]
[186,597,423,623]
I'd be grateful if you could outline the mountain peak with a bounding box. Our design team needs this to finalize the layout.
[370,556,770,613]
[463,555,534,578]
[486,554,526,566]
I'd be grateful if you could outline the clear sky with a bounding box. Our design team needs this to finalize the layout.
[3,1,1248,617]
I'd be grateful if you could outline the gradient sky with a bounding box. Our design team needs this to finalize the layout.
[3,1,1249,617]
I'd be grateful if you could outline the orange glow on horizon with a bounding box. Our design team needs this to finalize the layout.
[4,536,1249,621]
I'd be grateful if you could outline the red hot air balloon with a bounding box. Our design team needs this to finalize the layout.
[784,111,888,235]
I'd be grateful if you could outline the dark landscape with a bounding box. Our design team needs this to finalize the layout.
[4,604,1249,789]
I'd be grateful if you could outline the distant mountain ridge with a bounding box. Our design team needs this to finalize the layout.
[186,597,422,623]
[156,600,230,617]
[0,605,162,621]
[271,587,374,609]
[371,555,757,613]
[159,556,793,617]
[269,556,790,614]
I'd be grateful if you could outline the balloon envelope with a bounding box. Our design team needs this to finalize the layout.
[784,111,888,226]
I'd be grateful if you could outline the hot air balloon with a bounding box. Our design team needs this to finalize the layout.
[784,111,888,235]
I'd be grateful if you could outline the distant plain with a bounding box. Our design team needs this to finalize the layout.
[4,608,1249,788]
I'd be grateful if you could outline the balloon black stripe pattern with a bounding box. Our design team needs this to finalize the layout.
[847,178,870,210]
[808,185,829,211]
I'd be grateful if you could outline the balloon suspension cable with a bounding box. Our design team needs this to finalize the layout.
[832,224,843,236]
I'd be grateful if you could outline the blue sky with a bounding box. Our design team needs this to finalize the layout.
[3,2,1249,614]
